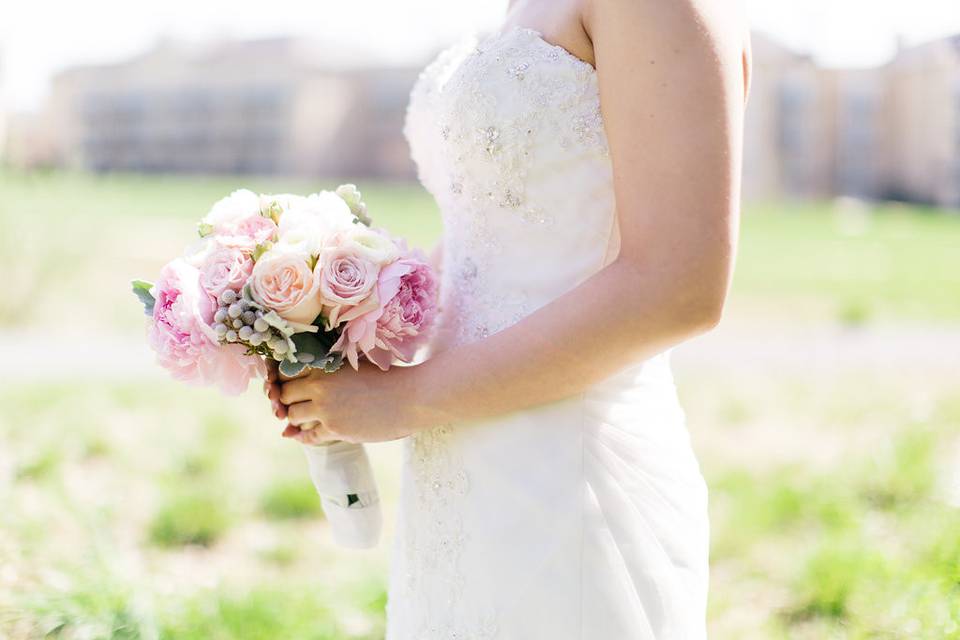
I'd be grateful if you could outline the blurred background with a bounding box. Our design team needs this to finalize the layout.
[1,1,959,638]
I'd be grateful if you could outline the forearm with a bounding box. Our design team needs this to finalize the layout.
[407,252,727,428]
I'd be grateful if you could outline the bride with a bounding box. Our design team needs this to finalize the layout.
[266,0,752,637]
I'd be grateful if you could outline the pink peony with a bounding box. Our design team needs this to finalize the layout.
[248,248,324,327]
[330,253,438,371]
[199,243,253,299]
[216,214,277,252]
[202,189,278,252]
[149,258,264,395]
[318,245,381,329]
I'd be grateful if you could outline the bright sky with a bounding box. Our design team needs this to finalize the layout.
[2,0,959,113]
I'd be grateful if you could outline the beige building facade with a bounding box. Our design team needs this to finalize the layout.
[4,32,960,209]
[7,37,420,179]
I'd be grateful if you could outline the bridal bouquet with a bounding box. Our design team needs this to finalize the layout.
[131,184,437,392]
[131,184,438,548]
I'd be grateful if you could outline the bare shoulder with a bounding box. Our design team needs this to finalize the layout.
[583,0,750,67]
[582,0,752,104]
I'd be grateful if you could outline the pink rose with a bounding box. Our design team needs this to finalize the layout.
[330,254,438,371]
[248,249,324,327]
[318,246,381,328]
[149,258,264,394]
[199,244,253,299]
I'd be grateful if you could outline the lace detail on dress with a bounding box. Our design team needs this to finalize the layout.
[404,27,610,349]
[396,424,500,639]
[436,27,607,218]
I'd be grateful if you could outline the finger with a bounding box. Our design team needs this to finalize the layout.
[265,359,279,383]
[267,382,282,404]
[278,367,311,383]
[281,423,301,438]
[294,422,334,445]
[279,377,317,405]
[286,400,317,426]
[271,399,288,420]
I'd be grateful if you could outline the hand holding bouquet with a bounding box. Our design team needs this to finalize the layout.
[132,184,438,548]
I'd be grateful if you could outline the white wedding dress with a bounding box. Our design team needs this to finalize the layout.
[385,26,710,639]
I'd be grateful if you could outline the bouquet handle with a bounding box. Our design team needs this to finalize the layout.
[301,439,382,549]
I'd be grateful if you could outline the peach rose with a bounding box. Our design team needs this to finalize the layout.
[248,248,323,327]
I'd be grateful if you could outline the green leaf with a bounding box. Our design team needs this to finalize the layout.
[279,359,308,378]
[197,222,214,237]
[318,351,344,373]
[252,241,274,262]
[131,279,155,316]
[291,332,326,359]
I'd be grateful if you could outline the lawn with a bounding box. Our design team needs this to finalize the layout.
[3,168,959,333]
[2,168,959,638]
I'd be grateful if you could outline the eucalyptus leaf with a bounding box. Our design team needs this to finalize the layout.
[279,358,308,378]
[291,332,327,360]
[318,351,345,373]
[131,279,155,316]
[262,310,296,337]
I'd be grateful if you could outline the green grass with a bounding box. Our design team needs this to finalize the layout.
[149,492,233,548]
[2,168,959,333]
[259,479,324,520]
[1,375,957,639]
[735,199,960,323]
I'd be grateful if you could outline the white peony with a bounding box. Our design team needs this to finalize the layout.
[201,189,261,229]
[259,192,309,217]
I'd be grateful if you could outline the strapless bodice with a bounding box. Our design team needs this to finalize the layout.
[403,26,619,351]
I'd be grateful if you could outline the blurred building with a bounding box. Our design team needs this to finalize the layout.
[879,34,960,207]
[9,36,419,178]
[742,33,834,201]
[3,31,960,208]
[743,31,959,208]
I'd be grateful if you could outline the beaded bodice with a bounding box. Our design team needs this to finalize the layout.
[403,26,616,352]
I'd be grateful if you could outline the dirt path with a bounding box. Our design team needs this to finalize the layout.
[1,321,957,381]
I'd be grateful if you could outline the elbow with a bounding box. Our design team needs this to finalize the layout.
[672,282,728,336]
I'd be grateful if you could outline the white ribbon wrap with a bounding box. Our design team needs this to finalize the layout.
[301,440,382,549]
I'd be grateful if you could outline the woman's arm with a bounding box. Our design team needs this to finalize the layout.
[402,0,748,426]
[277,0,748,441]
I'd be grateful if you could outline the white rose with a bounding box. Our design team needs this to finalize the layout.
[340,225,401,266]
